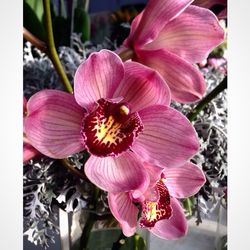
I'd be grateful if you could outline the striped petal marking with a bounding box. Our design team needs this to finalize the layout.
[82,98,143,157]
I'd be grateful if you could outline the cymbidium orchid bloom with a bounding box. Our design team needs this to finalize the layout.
[121,0,224,103]
[108,162,206,239]
[24,49,199,193]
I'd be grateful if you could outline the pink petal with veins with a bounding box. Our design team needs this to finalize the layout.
[24,90,86,159]
[84,152,149,193]
[108,192,138,237]
[74,49,124,111]
[112,61,171,112]
[132,105,199,168]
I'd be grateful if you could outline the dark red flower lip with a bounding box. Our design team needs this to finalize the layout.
[81,98,143,157]
[140,178,172,228]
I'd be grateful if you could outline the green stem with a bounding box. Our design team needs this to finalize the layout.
[43,0,73,94]
[187,76,227,121]
[79,187,100,250]
[118,48,134,62]
[183,197,194,217]
[60,159,88,181]
[23,27,47,53]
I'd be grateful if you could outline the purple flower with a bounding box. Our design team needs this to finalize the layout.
[122,0,224,103]
[108,162,206,239]
[24,50,199,193]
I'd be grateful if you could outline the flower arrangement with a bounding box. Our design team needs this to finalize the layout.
[23,0,227,249]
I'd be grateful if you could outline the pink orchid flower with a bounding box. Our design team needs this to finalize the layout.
[122,0,224,103]
[24,49,199,193]
[108,162,206,239]
[207,57,227,75]
[23,96,40,163]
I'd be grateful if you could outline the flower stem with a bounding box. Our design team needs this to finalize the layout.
[187,76,227,121]
[118,48,134,61]
[183,197,194,217]
[61,159,88,181]
[23,27,47,53]
[42,0,73,94]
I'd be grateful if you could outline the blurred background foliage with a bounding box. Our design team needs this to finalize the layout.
[23,0,147,49]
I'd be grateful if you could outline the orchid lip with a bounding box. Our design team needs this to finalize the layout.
[82,98,143,157]
[140,178,172,228]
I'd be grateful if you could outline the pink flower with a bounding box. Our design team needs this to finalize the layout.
[23,142,40,163]
[122,0,224,103]
[23,96,40,163]
[207,57,227,75]
[108,162,206,239]
[24,50,199,193]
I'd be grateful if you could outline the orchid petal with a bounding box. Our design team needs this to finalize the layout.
[143,162,164,187]
[136,49,206,103]
[24,90,86,159]
[123,11,143,47]
[108,192,138,237]
[74,49,124,111]
[126,0,193,47]
[132,105,199,168]
[164,162,206,198]
[145,5,224,63]
[84,152,149,193]
[151,197,187,239]
[112,61,171,112]
[23,143,40,163]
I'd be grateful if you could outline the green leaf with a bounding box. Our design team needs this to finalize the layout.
[25,0,44,22]
[74,7,90,42]
[72,229,147,250]
[182,197,194,218]
[52,16,71,47]
[23,1,46,41]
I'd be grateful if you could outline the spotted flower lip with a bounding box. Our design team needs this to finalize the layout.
[24,49,199,193]
[122,0,225,103]
[108,162,206,239]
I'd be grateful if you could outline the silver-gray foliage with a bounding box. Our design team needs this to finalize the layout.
[172,65,227,224]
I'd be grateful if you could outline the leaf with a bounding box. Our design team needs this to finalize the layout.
[72,229,146,250]
[25,0,44,22]
[53,16,71,47]
[74,7,90,42]
[23,1,46,41]
[71,228,120,250]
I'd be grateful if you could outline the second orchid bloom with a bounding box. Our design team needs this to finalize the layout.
[122,0,224,103]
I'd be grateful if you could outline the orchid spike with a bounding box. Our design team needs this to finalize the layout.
[108,162,206,239]
[122,0,224,103]
[24,50,199,193]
